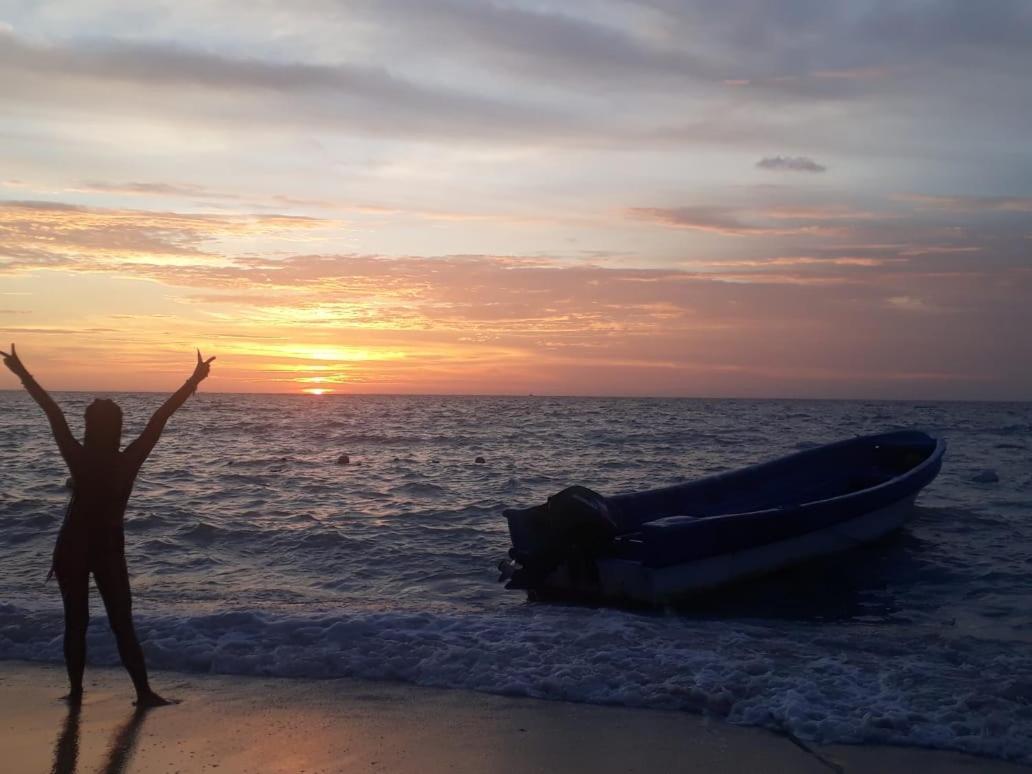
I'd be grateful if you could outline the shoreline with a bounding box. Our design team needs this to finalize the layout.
[1,660,1027,773]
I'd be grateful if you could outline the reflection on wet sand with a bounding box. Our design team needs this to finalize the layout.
[50,704,151,774]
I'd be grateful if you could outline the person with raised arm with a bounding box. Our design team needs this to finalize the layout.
[1,345,215,707]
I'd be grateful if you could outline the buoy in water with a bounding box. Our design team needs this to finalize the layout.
[337,454,350,465]
[475,456,486,464]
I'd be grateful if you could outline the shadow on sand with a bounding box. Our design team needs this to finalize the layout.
[51,703,151,774]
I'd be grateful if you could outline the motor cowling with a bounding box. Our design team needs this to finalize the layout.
[503,485,616,590]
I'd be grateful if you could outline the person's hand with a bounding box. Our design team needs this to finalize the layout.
[191,349,216,383]
[0,343,29,379]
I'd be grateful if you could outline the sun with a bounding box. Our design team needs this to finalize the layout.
[300,376,335,395]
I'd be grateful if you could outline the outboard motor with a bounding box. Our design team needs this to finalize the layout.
[501,486,617,590]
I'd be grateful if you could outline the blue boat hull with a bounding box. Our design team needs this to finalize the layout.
[502,431,946,604]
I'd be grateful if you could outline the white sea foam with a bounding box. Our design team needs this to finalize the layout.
[1,601,1031,763]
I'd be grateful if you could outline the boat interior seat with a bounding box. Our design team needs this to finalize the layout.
[632,476,868,524]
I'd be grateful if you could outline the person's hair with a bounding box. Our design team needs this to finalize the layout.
[84,399,123,452]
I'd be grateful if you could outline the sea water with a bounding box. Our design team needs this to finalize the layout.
[1,393,1030,762]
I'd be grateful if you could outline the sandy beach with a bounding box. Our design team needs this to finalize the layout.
[0,660,1026,774]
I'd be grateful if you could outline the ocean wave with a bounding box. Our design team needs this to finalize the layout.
[11,513,59,529]
[0,603,1030,764]
[972,424,1032,437]
[389,482,448,498]
[176,521,267,546]
[318,430,473,447]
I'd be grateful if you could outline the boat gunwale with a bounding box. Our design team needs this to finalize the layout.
[501,432,946,526]
[635,434,948,526]
[605,430,941,503]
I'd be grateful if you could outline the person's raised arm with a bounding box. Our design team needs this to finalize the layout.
[124,349,215,468]
[2,344,82,470]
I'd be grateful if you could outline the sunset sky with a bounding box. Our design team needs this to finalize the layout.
[1,1,1030,398]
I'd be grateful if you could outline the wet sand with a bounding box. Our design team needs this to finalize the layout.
[0,661,1026,773]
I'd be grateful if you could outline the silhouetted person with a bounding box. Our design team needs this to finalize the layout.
[2,344,215,706]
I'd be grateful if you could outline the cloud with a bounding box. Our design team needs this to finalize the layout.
[34,247,1032,396]
[0,200,332,268]
[0,29,585,144]
[699,256,892,269]
[1,326,119,335]
[344,0,719,87]
[76,180,240,200]
[625,206,841,236]
[63,179,550,226]
[898,194,1032,213]
[757,156,827,173]
[886,295,936,313]
[756,206,885,221]
[635,1,1032,78]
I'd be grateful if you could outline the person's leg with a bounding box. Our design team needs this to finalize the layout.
[55,565,90,701]
[93,557,171,705]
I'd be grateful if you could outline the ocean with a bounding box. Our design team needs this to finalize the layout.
[1,393,1030,762]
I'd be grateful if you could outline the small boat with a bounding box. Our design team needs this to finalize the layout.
[500,431,946,605]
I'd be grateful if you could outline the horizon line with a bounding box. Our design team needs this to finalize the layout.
[0,388,1028,405]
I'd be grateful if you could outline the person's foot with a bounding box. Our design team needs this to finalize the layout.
[60,688,83,706]
[133,690,179,708]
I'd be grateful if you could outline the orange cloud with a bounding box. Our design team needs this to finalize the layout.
[2,198,1029,399]
[0,200,332,268]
